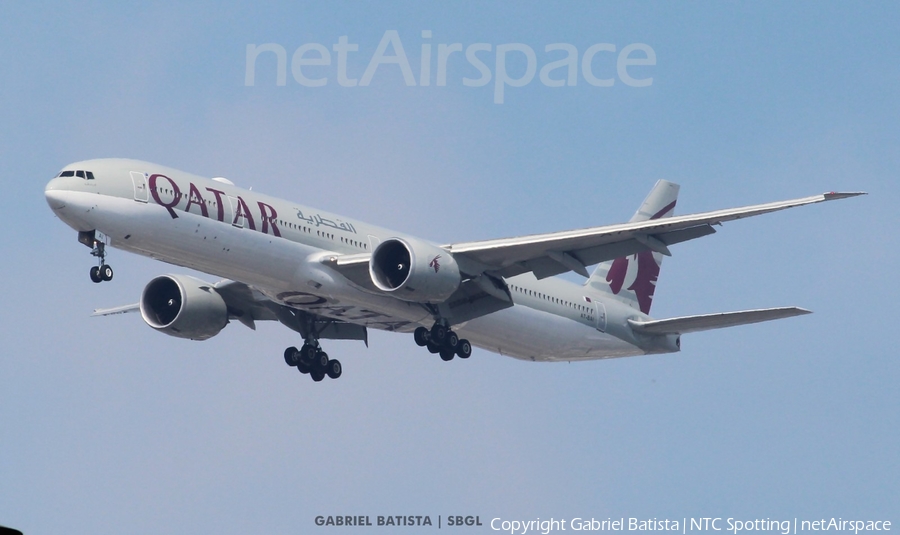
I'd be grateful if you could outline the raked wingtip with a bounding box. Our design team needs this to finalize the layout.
[823,191,867,200]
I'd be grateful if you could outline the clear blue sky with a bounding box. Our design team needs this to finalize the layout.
[2,3,897,534]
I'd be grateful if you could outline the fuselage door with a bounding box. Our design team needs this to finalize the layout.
[130,172,149,202]
[594,301,607,332]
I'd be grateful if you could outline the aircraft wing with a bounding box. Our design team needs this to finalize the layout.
[92,303,140,316]
[215,280,368,342]
[93,280,367,343]
[446,191,865,279]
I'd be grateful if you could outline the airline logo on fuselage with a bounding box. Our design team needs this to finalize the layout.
[148,174,281,237]
[429,255,441,273]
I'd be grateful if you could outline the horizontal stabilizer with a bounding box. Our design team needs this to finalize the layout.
[92,303,140,316]
[628,306,811,334]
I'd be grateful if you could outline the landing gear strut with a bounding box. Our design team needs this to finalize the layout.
[415,322,472,361]
[80,230,113,283]
[283,341,342,381]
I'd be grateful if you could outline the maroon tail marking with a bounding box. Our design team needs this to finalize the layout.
[605,252,660,314]
[604,198,674,314]
[650,200,677,220]
[607,257,628,294]
[629,250,660,314]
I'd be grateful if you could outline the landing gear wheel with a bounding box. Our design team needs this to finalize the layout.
[100,264,113,281]
[430,323,447,344]
[439,347,455,361]
[326,359,342,379]
[414,326,430,347]
[427,342,440,354]
[298,344,315,366]
[284,346,298,366]
[456,339,472,359]
[297,360,311,374]
[310,370,325,382]
[89,266,102,283]
[313,351,329,371]
[446,331,459,349]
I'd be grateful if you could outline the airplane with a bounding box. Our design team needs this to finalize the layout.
[44,159,863,382]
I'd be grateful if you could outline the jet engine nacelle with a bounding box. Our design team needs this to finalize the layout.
[140,274,228,340]
[369,238,461,303]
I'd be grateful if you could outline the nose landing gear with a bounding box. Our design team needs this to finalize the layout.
[89,263,114,283]
[79,230,113,283]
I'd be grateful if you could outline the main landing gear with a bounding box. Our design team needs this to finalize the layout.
[414,322,472,361]
[283,342,342,382]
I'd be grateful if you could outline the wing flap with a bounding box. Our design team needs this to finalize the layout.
[214,280,279,328]
[628,307,812,334]
[441,275,513,324]
[270,305,368,342]
[504,224,719,280]
[216,280,367,341]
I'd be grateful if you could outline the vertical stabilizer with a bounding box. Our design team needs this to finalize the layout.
[586,180,680,314]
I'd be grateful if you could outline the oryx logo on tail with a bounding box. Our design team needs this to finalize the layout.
[606,251,661,314]
[586,181,679,315]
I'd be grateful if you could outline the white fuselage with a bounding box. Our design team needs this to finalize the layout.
[45,159,666,362]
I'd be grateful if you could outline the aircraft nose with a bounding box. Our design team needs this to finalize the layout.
[45,177,69,210]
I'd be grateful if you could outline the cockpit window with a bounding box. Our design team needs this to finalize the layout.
[56,169,95,179]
